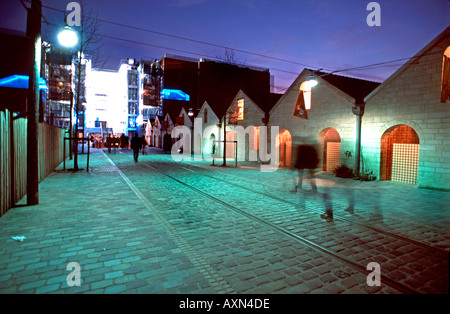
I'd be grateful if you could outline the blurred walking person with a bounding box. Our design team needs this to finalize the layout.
[291,144,319,193]
[130,133,141,162]
[291,143,333,221]
[140,135,148,155]
[120,133,128,149]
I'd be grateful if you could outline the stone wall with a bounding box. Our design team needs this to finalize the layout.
[227,90,265,161]
[362,31,450,190]
[269,70,358,171]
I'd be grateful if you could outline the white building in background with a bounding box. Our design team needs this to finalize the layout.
[85,67,128,137]
[83,58,158,143]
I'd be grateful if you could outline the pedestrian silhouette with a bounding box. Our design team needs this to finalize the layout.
[163,133,172,154]
[120,134,128,149]
[291,144,333,221]
[291,144,319,193]
[130,133,141,162]
[106,134,113,153]
[140,135,147,155]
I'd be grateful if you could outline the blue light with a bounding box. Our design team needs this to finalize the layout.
[161,89,190,101]
[0,75,47,91]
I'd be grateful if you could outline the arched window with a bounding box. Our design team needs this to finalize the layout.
[319,128,341,172]
[380,125,419,184]
[278,129,292,167]
[441,46,450,102]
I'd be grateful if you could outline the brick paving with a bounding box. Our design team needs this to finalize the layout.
[0,147,448,294]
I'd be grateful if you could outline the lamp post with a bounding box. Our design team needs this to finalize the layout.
[352,104,365,177]
[187,108,197,156]
[57,24,80,171]
[221,109,235,167]
[222,114,227,166]
[306,69,364,177]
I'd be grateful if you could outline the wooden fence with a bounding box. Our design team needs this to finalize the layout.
[1,109,69,216]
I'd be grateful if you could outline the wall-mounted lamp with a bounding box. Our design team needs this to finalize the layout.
[307,75,318,88]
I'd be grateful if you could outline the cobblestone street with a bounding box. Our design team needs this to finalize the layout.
[0,148,448,296]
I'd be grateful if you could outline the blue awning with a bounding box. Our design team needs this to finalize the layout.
[0,75,47,91]
[161,89,190,101]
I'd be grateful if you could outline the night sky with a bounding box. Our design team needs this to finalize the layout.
[1,0,449,92]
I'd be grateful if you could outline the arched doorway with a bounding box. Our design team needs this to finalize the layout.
[380,125,419,184]
[278,129,292,167]
[209,133,216,156]
[319,128,341,172]
[202,128,217,158]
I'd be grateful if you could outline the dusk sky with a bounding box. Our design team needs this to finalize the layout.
[1,0,449,92]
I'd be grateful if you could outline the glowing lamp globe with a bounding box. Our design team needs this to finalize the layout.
[307,75,318,88]
[58,26,78,47]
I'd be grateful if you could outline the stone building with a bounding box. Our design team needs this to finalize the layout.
[362,27,450,190]
[196,101,220,160]
[268,68,379,170]
[225,90,281,162]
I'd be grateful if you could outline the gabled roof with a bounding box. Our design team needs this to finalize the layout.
[270,68,380,115]
[364,26,450,103]
[163,112,173,123]
[177,107,194,125]
[313,70,381,104]
[242,90,283,114]
[153,115,162,127]
[198,101,220,121]
[203,91,240,119]
[206,90,281,120]
[229,90,265,116]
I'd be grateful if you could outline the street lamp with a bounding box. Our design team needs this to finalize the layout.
[58,24,82,171]
[57,25,78,47]
[306,75,318,88]
[305,69,364,177]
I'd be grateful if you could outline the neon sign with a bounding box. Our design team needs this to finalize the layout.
[0,75,47,91]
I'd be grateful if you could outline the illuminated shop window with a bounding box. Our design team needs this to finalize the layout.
[441,46,450,103]
[294,81,312,119]
[237,99,244,120]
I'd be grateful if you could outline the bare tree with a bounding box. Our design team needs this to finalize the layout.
[72,2,104,170]
[216,48,247,67]
[78,7,106,68]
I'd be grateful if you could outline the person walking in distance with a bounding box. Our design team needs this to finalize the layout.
[130,133,141,162]
[140,135,148,155]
